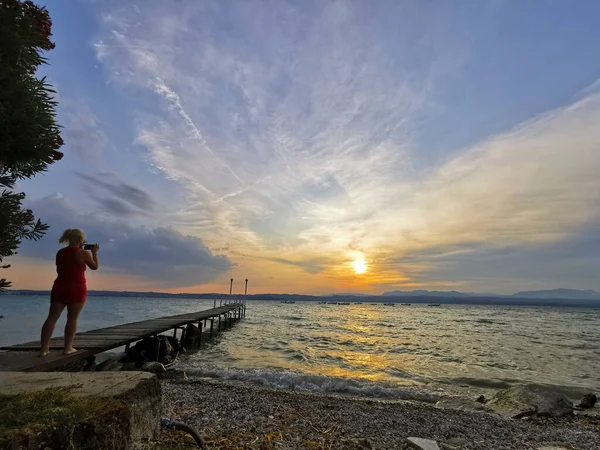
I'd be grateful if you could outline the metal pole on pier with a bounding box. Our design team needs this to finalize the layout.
[244,278,248,317]
[229,278,234,304]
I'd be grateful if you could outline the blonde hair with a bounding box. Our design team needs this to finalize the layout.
[59,228,85,246]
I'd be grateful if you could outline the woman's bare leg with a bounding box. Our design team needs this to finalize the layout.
[40,302,66,356]
[63,302,85,354]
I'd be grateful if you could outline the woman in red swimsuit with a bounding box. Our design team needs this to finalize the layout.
[40,228,99,356]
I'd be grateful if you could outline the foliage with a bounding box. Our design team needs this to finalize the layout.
[0,0,63,290]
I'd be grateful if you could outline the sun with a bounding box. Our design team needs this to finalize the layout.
[352,259,367,274]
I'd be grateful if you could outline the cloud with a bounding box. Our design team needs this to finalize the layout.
[89,0,600,289]
[77,172,156,215]
[19,194,232,287]
[91,1,442,250]
[392,222,600,293]
[59,101,109,160]
[257,256,325,275]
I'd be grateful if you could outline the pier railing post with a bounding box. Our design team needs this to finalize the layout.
[197,321,202,347]
[244,279,248,318]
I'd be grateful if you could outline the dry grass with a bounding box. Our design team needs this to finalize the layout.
[0,387,128,448]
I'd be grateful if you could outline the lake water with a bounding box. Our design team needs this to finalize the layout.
[1,296,598,400]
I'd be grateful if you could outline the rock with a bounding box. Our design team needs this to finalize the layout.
[487,384,573,418]
[120,335,177,367]
[407,437,441,450]
[576,393,597,409]
[141,361,167,378]
[435,397,491,412]
[166,335,184,355]
[475,395,486,403]
[96,358,123,371]
[184,323,201,349]
[440,437,469,449]
[121,362,136,371]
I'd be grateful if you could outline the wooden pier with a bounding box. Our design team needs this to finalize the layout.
[0,296,246,372]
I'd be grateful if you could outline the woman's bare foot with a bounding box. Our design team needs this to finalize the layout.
[39,350,50,357]
[63,347,78,355]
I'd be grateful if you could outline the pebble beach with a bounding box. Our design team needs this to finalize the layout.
[144,377,600,450]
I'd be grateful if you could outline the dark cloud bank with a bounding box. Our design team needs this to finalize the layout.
[19,194,231,287]
[77,173,157,217]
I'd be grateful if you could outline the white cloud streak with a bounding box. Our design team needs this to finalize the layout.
[91,0,600,286]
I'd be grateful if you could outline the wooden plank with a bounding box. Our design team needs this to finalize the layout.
[1,305,242,353]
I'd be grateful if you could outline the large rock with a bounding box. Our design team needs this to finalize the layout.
[487,384,573,418]
[120,336,176,367]
[184,323,201,349]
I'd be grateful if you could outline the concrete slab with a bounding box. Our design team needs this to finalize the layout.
[0,371,161,446]
[0,371,152,396]
[0,350,95,372]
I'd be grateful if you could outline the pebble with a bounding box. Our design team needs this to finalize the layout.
[441,437,469,449]
[407,437,441,450]
[536,447,573,450]
[150,378,600,450]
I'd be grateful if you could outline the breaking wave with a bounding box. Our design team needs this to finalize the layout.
[186,366,442,403]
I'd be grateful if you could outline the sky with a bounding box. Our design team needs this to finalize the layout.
[7,0,600,295]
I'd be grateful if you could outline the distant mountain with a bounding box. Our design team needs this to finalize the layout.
[511,289,600,300]
[326,293,370,297]
[382,290,471,298]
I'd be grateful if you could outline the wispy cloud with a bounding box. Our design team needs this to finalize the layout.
[89,0,600,290]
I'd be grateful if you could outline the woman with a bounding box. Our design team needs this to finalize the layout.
[40,228,99,356]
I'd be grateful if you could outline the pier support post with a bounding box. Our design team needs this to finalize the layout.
[179,328,187,350]
[210,318,214,338]
[197,321,202,347]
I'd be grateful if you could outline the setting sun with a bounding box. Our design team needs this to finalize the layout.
[352,259,367,274]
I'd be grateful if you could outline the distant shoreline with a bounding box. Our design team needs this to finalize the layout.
[3,289,600,307]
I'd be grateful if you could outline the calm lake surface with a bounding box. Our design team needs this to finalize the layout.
[1,296,598,399]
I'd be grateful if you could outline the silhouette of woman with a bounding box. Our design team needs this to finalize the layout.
[40,229,99,356]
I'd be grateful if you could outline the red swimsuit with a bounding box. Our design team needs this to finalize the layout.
[50,247,87,304]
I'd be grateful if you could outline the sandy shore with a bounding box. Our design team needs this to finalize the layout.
[143,377,600,450]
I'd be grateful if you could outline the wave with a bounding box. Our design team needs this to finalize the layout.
[440,377,515,389]
[186,366,442,403]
